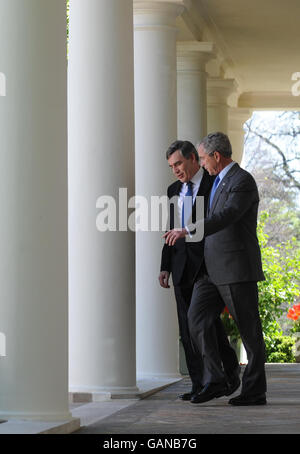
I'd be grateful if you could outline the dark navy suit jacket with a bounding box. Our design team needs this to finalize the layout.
[160,170,214,286]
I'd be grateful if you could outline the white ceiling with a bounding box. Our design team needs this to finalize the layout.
[178,0,300,106]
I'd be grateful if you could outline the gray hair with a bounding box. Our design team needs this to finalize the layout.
[198,132,232,158]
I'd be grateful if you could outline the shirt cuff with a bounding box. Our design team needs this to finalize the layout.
[185,224,195,238]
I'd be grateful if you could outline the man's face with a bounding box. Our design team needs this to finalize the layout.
[168,150,198,183]
[197,144,219,175]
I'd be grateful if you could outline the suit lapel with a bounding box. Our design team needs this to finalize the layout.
[170,180,182,197]
[168,180,182,230]
[191,170,212,222]
[196,170,212,198]
[210,163,240,214]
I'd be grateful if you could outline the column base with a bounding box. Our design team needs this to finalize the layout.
[136,374,182,399]
[137,372,182,379]
[0,410,73,422]
[0,417,80,435]
[69,385,140,403]
[69,375,182,403]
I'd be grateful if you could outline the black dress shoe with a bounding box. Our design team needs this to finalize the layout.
[178,387,203,401]
[228,393,267,406]
[225,370,241,396]
[178,392,195,401]
[190,382,228,404]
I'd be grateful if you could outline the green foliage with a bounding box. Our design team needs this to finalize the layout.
[67,0,69,40]
[290,319,300,334]
[257,212,300,341]
[265,333,295,363]
[221,311,240,343]
[222,211,300,362]
[258,211,300,361]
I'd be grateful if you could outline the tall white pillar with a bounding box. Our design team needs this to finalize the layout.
[207,78,237,134]
[177,41,215,144]
[0,0,71,420]
[68,0,137,395]
[134,0,185,377]
[228,108,252,164]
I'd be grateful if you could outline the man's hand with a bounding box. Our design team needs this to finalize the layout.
[163,228,187,246]
[159,271,170,288]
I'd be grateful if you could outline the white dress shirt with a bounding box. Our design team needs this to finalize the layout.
[178,167,204,228]
[217,160,236,184]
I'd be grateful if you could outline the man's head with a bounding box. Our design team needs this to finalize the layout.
[166,140,200,183]
[197,132,232,176]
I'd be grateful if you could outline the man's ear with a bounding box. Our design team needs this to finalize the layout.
[214,151,221,162]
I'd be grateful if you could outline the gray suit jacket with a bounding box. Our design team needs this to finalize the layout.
[203,163,265,285]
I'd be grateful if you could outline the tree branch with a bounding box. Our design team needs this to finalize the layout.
[247,127,300,192]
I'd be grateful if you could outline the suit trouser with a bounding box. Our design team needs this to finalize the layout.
[188,274,267,396]
[174,283,239,391]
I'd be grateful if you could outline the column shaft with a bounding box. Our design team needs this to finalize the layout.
[228,108,252,164]
[68,0,137,394]
[207,78,237,134]
[0,0,70,420]
[134,0,184,377]
[177,42,215,144]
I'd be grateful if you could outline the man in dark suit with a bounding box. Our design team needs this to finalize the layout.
[159,140,240,401]
[164,132,267,406]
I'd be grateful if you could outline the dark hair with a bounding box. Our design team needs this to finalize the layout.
[166,140,199,162]
[198,132,232,158]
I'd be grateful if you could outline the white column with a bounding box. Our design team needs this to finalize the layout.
[68,0,137,395]
[228,108,252,164]
[177,41,215,144]
[134,0,185,377]
[207,78,237,134]
[0,0,70,420]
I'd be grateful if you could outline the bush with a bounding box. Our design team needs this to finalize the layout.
[221,310,240,343]
[222,212,300,363]
[257,212,300,337]
[265,333,295,363]
[257,212,300,361]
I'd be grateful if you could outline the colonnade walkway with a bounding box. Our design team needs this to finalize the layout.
[74,364,300,434]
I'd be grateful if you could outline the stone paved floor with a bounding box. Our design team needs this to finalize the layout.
[76,364,300,434]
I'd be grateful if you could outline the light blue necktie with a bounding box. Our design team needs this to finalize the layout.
[209,175,220,209]
[181,181,193,228]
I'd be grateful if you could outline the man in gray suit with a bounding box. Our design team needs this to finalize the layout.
[164,132,267,406]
